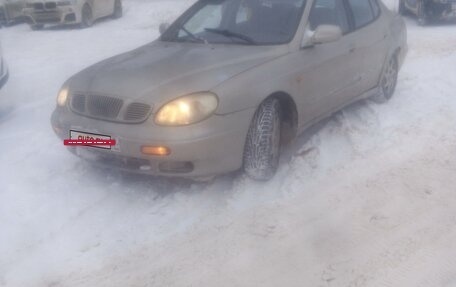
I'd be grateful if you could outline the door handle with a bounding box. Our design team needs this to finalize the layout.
[349,46,356,53]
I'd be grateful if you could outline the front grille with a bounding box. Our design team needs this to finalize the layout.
[87,95,123,119]
[124,103,152,122]
[34,3,44,10]
[34,14,60,23]
[45,2,56,9]
[71,94,86,113]
[70,93,152,123]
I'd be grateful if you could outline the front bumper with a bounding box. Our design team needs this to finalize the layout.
[51,107,255,178]
[23,6,78,25]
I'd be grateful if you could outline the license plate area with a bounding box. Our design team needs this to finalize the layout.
[70,130,113,150]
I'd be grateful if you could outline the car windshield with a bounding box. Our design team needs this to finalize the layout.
[161,0,307,45]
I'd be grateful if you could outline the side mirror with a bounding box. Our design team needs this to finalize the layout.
[159,22,170,35]
[311,25,342,45]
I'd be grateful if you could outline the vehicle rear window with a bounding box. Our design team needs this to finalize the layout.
[347,0,375,29]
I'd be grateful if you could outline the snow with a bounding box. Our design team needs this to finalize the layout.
[1,0,456,286]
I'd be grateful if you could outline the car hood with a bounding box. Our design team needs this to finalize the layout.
[67,40,288,109]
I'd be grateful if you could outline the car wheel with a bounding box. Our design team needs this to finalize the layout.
[243,98,282,181]
[30,24,44,30]
[80,4,93,28]
[374,54,399,103]
[112,0,123,19]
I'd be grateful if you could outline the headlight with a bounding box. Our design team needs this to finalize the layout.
[155,92,218,126]
[57,87,69,107]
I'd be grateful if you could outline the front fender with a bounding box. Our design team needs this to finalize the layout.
[212,52,298,115]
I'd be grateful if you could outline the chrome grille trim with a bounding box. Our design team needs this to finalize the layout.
[87,94,123,119]
[69,93,152,124]
[124,103,152,122]
[70,94,86,113]
[44,2,56,10]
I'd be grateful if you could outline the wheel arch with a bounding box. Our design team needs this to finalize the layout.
[260,91,298,145]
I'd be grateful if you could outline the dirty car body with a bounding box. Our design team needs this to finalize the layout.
[23,0,120,28]
[51,0,407,179]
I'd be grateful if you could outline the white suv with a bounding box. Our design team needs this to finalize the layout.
[23,0,122,30]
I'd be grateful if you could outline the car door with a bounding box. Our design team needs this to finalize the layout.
[293,0,361,125]
[346,0,389,93]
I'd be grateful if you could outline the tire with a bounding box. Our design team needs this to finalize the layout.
[30,24,44,30]
[112,0,123,19]
[80,4,93,28]
[373,54,399,103]
[243,98,282,181]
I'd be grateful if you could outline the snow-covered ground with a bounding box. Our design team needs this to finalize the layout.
[1,1,456,286]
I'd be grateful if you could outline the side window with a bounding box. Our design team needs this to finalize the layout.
[308,0,349,34]
[347,0,375,28]
[369,0,381,17]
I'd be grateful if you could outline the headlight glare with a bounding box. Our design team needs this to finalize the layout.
[57,88,69,107]
[155,93,218,126]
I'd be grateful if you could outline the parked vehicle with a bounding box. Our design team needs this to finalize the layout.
[23,0,122,30]
[0,43,8,89]
[51,0,407,181]
[399,0,456,25]
[0,0,26,26]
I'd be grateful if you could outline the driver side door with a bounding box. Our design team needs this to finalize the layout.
[293,0,361,126]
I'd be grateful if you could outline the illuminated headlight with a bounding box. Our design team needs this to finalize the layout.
[155,92,218,126]
[57,87,69,107]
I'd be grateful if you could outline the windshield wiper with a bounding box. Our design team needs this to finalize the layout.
[205,28,257,45]
[180,27,208,44]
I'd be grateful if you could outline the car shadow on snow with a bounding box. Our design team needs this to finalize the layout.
[79,161,240,198]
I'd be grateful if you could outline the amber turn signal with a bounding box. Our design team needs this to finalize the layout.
[141,146,171,156]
